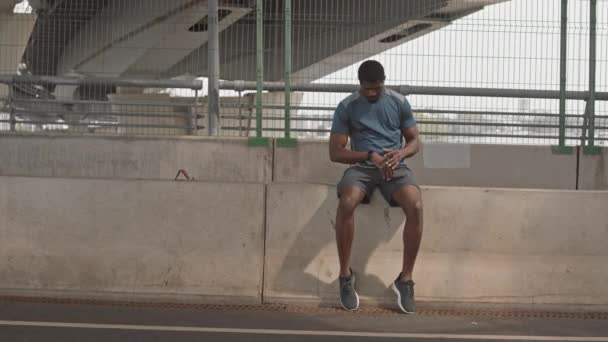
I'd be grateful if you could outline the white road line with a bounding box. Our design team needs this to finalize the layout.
[0,320,607,341]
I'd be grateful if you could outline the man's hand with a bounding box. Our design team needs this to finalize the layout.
[383,149,406,170]
[370,152,394,180]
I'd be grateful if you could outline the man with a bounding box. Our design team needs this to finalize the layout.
[329,60,423,314]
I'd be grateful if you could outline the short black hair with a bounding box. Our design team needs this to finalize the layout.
[358,60,386,82]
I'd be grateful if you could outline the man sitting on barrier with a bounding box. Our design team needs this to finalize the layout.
[329,60,423,314]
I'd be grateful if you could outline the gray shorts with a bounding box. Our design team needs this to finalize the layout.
[337,165,418,207]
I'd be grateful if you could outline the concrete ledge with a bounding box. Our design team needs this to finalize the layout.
[0,135,272,183]
[273,140,347,185]
[264,183,608,306]
[274,141,577,189]
[0,176,266,304]
[579,147,608,190]
[412,144,576,189]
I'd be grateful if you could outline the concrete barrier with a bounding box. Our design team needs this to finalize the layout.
[264,183,608,307]
[0,176,265,304]
[579,148,608,190]
[0,135,272,183]
[2,135,581,188]
[274,140,348,185]
[274,141,577,189]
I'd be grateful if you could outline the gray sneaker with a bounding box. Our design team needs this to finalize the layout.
[391,276,416,314]
[339,270,359,311]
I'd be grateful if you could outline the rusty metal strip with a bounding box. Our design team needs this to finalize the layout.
[0,296,606,320]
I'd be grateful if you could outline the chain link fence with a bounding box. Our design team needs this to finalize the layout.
[0,0,606,146]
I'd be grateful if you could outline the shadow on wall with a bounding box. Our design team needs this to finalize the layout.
[265,184,408,305]
[592,152,607,189]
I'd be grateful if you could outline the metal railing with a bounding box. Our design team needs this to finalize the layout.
[1,74,607,147]
[212,0,607,152]
[0,75,205,135]
[218,81,608,147]
[0,0,606,151]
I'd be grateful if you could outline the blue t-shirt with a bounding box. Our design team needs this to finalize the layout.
[331,89,416,165]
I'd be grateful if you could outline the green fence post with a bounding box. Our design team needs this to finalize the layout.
[584,0,600,155]
[552,0,573,155]
[249,0,270,147]
[277,0,297,148]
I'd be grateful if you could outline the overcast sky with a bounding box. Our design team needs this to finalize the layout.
[303,0,607,115]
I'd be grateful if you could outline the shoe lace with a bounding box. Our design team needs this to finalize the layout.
[400,280,415,297]
[341,278,354,293]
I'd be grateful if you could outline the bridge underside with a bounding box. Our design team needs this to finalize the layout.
[1,0,504,129]
[21,0,501,81]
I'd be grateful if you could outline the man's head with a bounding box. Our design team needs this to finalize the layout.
[358,60,386,103]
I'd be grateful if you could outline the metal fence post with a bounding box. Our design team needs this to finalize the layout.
[8,81,15,132]
[584,0,600,155]
[249,0,270,146]
[580,99,589,146]
[208,0,220,136]
[189,89,200,135]
[277,0,296,147]
[552,0,573,154]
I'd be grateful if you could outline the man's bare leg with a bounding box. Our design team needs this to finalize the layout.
[390,184,423,313]
[392,185,424,281]
[335,186,366,277]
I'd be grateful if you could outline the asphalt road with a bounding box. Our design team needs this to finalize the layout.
[1,298,607,342]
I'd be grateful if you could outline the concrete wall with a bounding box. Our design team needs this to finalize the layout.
[274,140,577,189]
[1,174,607,308]
[412,143,576,189]
[0,135,272,183]
[579,149,608,190]
[265,183,608,306]
[107,93,190,136]
[274,140,348,185]
[0,176,265,303]
[1,136,606,308]
[3,135,599,189]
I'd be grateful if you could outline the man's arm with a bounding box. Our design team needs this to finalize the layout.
[329,102,367,164]
[329,133,369,164]
[384,126,421,169]
[401,125,421,158]
[329,132,395,180]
